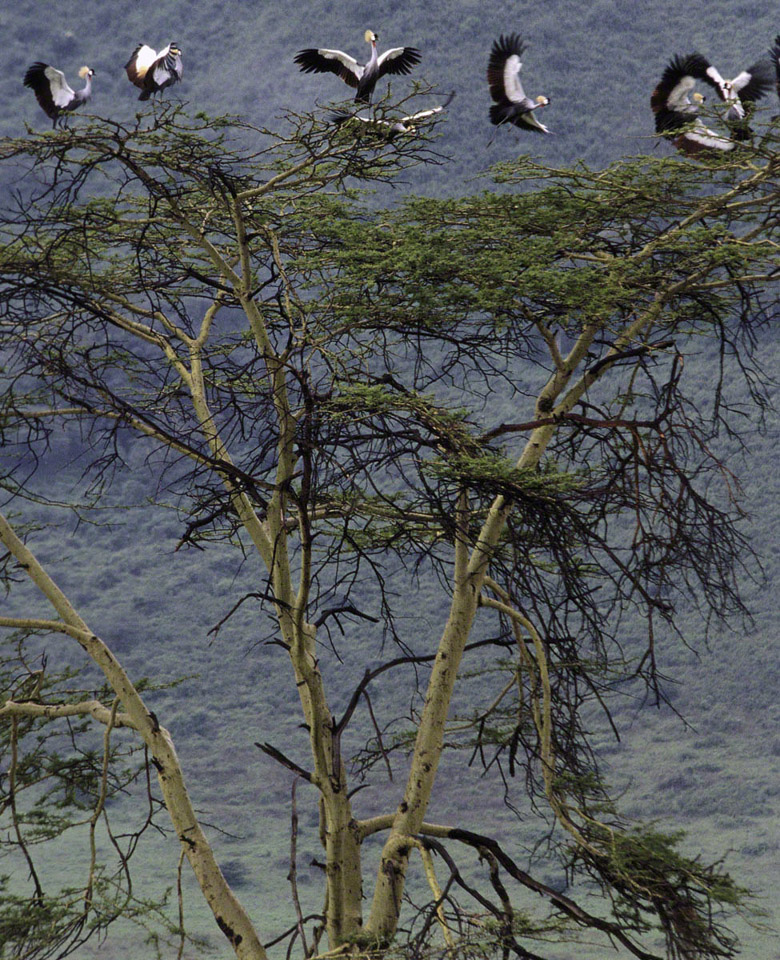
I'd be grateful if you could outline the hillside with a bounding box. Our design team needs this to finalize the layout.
[3,0,779,176]
[8,340,776,960]
[0,0,778,958]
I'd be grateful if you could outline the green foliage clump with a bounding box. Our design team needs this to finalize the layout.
[425,452,583,502]
[571,823,749,958]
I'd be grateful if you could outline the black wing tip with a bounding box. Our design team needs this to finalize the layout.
[663,51,710,81]
[655,51,719,101]
[397,47,422,71]
[23,62,49,86]
[396,51,422,74]
[488,34,527,84]
[745,58,775,80]
[491,33,526,59]
[294,49,318,68]
[294,48,342,76]
[740,59,776,101]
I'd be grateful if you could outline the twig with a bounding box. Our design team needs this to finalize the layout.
[288,778,309,956]
[177,849,186,960]
[363,690,393,781]
[255,742,313,782]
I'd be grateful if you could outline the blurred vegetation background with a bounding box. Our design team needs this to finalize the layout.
[1,0,777,957]
[4,0,779,174]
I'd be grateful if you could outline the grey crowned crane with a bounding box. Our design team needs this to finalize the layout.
[715,59,774,121]
[23,63,94,128]
[771,36,780,109]
[331,92,455,138]
[294,30,421,104]
[125,43,183,100]
[651,53,734,155]
[711,56,775,142]
[487,34,551,135]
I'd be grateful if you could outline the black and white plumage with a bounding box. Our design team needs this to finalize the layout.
[668,120,737,155]
[23,63,94,128]
[331,92,455,138]
[651,51,775,153]
[486,34,551,135]
[125,43,183,101]
[651,53,735,154]
[650,53,724,133]
[294,30,421,104]
[715,58,775,127]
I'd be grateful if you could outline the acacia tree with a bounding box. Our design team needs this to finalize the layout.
[0,104,777,960]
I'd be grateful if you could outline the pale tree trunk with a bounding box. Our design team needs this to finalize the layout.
[229,210,366,946]
[0,512,269,960]
[365,310,667,940]
[125,194,367,947]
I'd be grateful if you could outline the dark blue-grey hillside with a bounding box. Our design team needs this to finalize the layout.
[1,0,778,956]
[4,0,778,177]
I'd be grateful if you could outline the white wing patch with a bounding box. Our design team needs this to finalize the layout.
[503,54,526,103]
[401,106,441,122]
[705,65,728,99]
[377,47,406,66]
[44,66,74,108]
[133,45,159,79]
[666,76,696,111]
[729,70,752,94]
[686,121,734,151]
[318,48,362,78]
[524,111,549,133]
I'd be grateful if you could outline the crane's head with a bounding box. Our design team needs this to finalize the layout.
[169,43,182,57]
[692,91,705,104]
[365,30,378,44]
[536,95,550,106]
[720,79,738,104]
[78,66,94,79]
